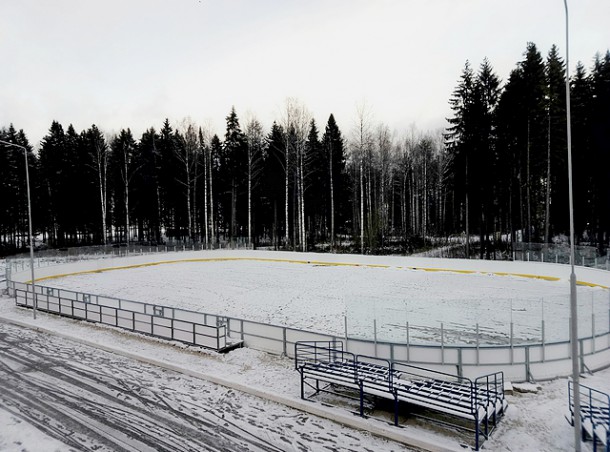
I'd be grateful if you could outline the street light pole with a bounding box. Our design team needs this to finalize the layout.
[562,1,581,451]
[0,139,37,319]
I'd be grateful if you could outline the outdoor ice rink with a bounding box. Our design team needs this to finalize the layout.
[41,251,610,346]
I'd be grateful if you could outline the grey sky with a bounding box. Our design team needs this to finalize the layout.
[1,0,609,147]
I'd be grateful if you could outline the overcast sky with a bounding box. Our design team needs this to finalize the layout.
[1,0,609,148]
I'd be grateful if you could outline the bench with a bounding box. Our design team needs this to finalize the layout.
[295,341,507,450]
[569,381,610,451]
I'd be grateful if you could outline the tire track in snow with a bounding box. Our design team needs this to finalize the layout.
[0,324,286,452]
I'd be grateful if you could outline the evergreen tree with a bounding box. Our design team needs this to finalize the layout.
[321,114,347,249]
[589,51,610,247]
[544,45,567,241]
[209,134,223,241]
[38,121,66,245]
[261,122,286,248]
[305,119,324,246]
[157,119,181,241]
[133,128,161,243]
[445,61,476,255]
[110,129,138,243]
[571,62,594,239]
[82,125,110,244]
[0,125,37,251]
[221,107,248,239]
[472,58,501,257]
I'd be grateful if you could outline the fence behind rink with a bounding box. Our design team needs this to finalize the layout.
[4,247,610,382]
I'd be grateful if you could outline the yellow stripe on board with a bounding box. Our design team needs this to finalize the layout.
[28,257,609,289]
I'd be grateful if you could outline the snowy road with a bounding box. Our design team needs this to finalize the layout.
[0,323,286,451]
[0,321,403,452]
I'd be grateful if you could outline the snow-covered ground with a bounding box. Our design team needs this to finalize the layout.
[1,294,609,452]
[2,251,610,451]
[40,256,610,345]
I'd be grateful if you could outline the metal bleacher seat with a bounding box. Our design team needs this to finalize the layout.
[569,381,610,451]
[295,340,508,450]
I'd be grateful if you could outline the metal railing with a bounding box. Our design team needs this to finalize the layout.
[9,281,231,352]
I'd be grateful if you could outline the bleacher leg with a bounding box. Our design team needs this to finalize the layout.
[393,390,399,426]
[300,371,305,400]
[359,380,364,417]
[475,411,479,451]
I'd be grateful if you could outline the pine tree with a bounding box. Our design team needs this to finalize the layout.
[262,122,286,248]
[110,129,138,243]
[589,51,610,247]
[221,107,248,240]
[544,45,567,242]
[133,128,161,243]
[157,119,181,241]
[244,117,265,246]
[81,125,110,244]
[38,121,66,245]
[445,61,476,256]
[321,114,346,250]
[571,62,593,239]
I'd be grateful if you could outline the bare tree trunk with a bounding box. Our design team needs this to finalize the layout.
[544,111,551,245]
[231,181,237,240]
[124,170,130,243]
[465,155,470,258]
[185,150,193,242]
[360,159,364,254]
[526,118,531,243]
[329,138,335,251]
[203,145,209,246]
[191,159,196,241]
[285,142,290,248]
[95,141,108,245]
[248,151,252,246]
[299,147,306,251]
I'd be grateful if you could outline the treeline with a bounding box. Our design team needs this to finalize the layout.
[445,43,610,257]
[1,43,609,256]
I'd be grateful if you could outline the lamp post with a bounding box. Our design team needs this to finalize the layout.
[562,1,581,451]
[0,139,37,319]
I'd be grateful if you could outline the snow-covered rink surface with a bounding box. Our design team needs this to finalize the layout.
[42,251,610,345]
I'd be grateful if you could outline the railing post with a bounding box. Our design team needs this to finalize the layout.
[406,321,410,362]
[283,327,287,356]
[476,323,480,365]
[374,319,378,357]
[441,322,444,365]
[525,346,531,382]
[510,321,515,364]
[542,319,546,362]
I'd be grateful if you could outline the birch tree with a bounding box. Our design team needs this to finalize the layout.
[244,117,265,246]
[351,102,374,254]
[110,129,138,243]
[281,98,311,251]
[177,119,200,241]
[84,125,109,245]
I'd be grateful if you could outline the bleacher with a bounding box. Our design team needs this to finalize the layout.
[295,340,508,451]
[569,381,610,451]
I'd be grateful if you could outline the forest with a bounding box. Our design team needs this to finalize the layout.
[1,43,609,257]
